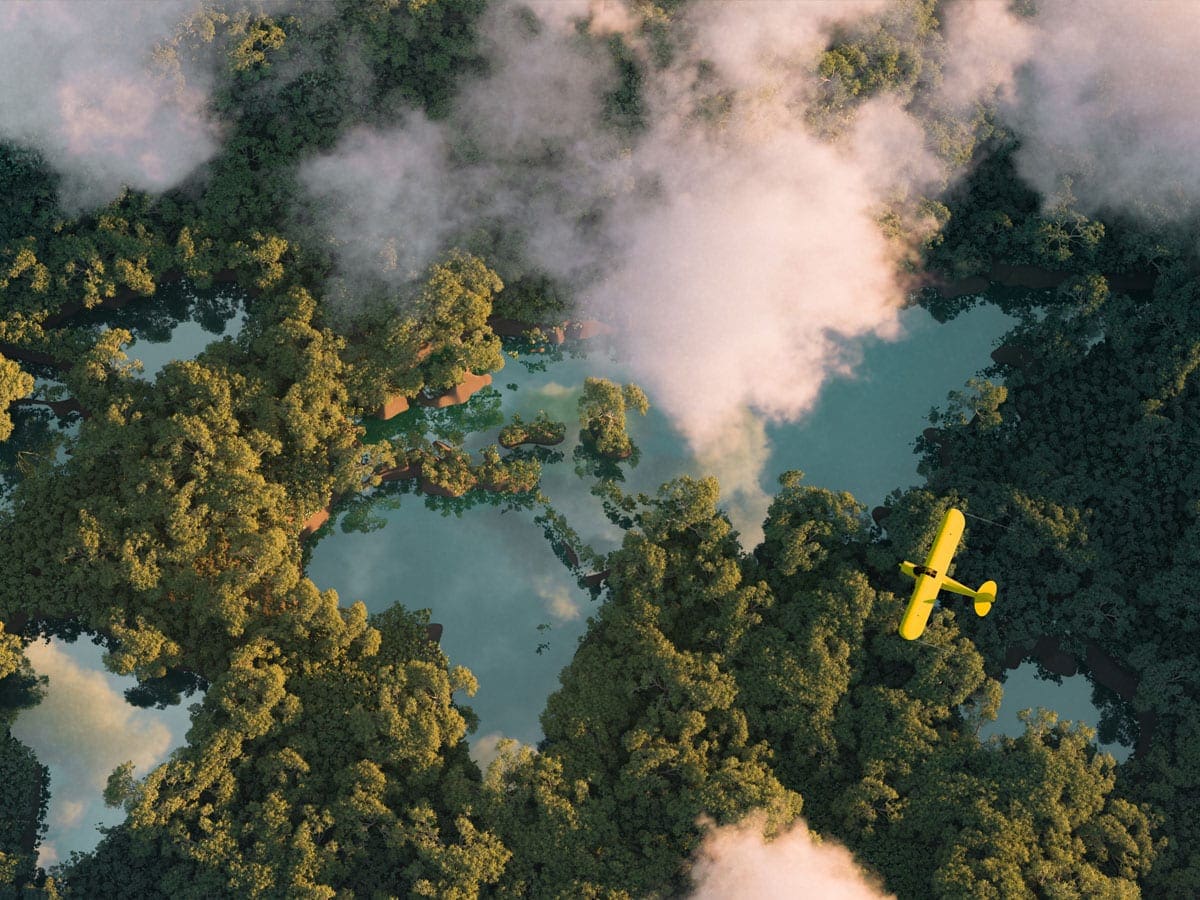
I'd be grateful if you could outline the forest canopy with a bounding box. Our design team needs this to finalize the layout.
[1,0,1197,896]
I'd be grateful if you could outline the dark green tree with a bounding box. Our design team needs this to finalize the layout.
[490,478,801,897]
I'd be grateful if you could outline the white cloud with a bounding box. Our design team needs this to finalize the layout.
[0,0,220,209]
[52,799,86,830]
[469,731,516,771]
[296,1,941,509]
[537,382,577,399]
[938,0,1035,112]
[939,0,1200,223]
[1010,0,1200,221]
[689,409,773,548]
[689,812,894,900]
[298,118,462,292]
[532,574,583,622]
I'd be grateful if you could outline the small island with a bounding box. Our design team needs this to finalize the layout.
[498,411,566,449]
[577,377,649,460]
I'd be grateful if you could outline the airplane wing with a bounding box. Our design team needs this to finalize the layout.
[899,575,943,640]
[899,508,965,640]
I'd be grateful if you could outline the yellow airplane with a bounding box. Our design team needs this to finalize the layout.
[898,507,997,640]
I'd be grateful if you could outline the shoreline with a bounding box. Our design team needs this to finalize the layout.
[1003,634,1154,759]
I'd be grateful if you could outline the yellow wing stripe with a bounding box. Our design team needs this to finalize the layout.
[899,575,942,640]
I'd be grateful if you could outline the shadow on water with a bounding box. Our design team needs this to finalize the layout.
[8,635,196,867]
[0,282,249,505]
[65,278,247,380]
[71,278,244,344]
[980,660,1137,762]
[307,300,1019,751]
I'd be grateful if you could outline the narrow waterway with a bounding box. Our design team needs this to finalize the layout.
[12,287,1130,865]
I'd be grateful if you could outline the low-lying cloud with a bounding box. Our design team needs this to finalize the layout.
[299,0,1199,536]
[689,812,894,899]
[299,0,627,298]
[299,119,461,291]
[937,0,1035,113]
[0,0,219,210]
[300,0,939,532]
[941,0,1200,222]
[468,730,507,771]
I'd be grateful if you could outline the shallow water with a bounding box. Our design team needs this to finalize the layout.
[120,284,246,378]
[14,292,1127,867]
[5,282,242,861]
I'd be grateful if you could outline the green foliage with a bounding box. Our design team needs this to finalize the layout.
[0,353,34,442]
[0,287,372,679]
[909,156,1200,889]
[498,410,565,448]
[604,35,645,133]
[0,144,60,246]
[0,730,48,893]
[928,377,1009,433]
[814,0,940,112]
[0,629,46,726]
[488,272,569,325]
[102,761,138,811]
[64,596,507,898]
[739,475,1158,896]
[491,478,801,897]
[345,251,504,411]
[0,2,1190,894]
[880,712,1158,898]
[577,378,648,459]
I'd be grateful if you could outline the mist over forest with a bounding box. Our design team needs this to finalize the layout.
[1,0,1198,896]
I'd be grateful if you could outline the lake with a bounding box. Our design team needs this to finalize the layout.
[981,663,1133,762]
[306,301,1050,760]
[12,290,1132,866]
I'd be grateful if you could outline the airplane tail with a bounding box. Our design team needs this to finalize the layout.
[973,580,997,617]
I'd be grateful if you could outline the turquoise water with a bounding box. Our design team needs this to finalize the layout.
[127,307,246,377]
[14,293,1132,867]
[980,663,1133,762]
[119,284,246,377]
[10,638,194,868]
[5,282,243,864]
[306,302,1039,756]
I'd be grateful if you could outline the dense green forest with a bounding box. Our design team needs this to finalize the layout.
[0,0,1196,896]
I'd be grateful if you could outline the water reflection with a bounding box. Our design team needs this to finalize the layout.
[2,283,247,860]
[113,281,246,378]
[73,278,244,350]
[0,282,248,505]
[979,663,1133,762]
[308,302,1018,751]
[8,638,193,868]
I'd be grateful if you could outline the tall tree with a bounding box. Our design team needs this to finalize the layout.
[0,352,33,442]
[576,378,648,460]
[491,478,801,897]
[68,591,506,898]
